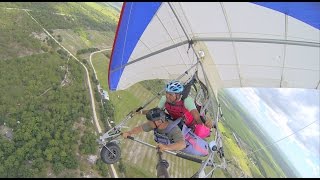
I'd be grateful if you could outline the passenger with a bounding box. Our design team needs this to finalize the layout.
[123,107,186,152]
[138,80,212,139]
[126,107,209,156]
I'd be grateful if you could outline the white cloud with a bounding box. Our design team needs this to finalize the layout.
[290,134,311,156]
[265,105,293,135]
[267,93,319,157]
[290,103,320,139]
[276,88,303,97]
[292,102,318,121]
[236,89,319,140]
[230,88,320,178]
[301,121,320,140]
[239,88,263,111]
[306,158,320,178]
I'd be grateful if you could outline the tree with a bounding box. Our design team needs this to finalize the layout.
[57,35,62,42]
[95,159,109,177]
[80,131,97,154]
[32,158,44,171]
[53,162,65,174]
[17,165,33,178]
[41,45,49,52]
[44,149,53,161]
[63,154,78,169]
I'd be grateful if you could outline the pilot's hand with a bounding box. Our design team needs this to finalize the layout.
[205,120,213,129]
[132,110,143,116]
[122,132,131,138]
[157,143,168,152]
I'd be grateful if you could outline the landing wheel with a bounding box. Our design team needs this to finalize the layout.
[100,142,121,164]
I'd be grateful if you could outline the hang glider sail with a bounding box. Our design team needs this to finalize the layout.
[102,2,319,178]
[108,2,320,98]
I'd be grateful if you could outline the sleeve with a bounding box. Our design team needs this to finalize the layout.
[157,95,166,109]
[141,122,153,132]
[183,96,197,111]
[168,126,185,143]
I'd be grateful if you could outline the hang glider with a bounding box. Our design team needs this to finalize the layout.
[99,2,320,178]
[108,2,320,99]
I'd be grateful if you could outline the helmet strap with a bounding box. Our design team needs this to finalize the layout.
[175,93,182,102]
[153,121,158,129]
[168,94,182,105]
[157,119,167,129]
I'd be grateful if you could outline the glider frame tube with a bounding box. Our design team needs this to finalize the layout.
[127,136,204,164]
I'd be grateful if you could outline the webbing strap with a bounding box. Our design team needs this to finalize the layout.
[163,118,182,134]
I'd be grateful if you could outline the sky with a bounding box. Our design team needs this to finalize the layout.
[227,88,319,178]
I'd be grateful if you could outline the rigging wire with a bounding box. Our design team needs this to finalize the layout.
[167,2,192,43]
[246,119,318,156]
[167,2,220,107]
[156,5,192,69]
[221,119,319,177]
[167,2,201,71]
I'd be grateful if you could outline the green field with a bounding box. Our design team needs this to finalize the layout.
[0,9,42,60]
[0,2,119,178]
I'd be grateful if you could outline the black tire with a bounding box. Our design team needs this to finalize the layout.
[100,142,121,164]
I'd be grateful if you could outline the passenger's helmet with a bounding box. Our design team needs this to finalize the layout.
[166,80,184,94]
[146,107,166,121]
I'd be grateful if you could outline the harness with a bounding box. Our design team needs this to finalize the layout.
[164,72,210,126]
[153,72,211,156]
[153,119,181,145]
[164,100,194,126]
[153,118,209,157]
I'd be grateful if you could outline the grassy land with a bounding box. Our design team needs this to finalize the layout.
[0,2,119,178]
[84,2,120,23]
[0,9,43,60]
[91,53,109,90]
[124,163,155,178]
[52,29,114,55]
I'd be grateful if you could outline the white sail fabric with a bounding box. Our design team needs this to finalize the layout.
[109,2,320,94]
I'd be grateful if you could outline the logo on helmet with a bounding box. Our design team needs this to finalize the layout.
[166,80,184,94]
